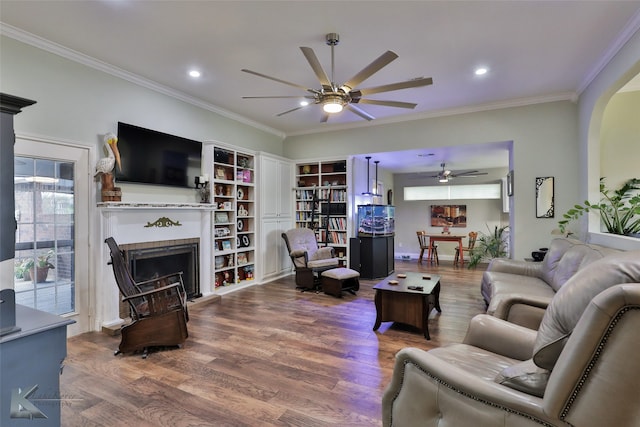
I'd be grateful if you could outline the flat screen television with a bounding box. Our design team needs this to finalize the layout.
[115,122,202,189]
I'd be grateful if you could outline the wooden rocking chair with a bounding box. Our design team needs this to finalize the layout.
[105,237,189,358]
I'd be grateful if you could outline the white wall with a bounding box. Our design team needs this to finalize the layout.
[285,101,580,259]
[600,90,640,189]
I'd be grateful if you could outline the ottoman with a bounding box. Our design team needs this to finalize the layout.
[321,268,360,298]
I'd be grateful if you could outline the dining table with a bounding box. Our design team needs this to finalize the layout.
[425,233,467,266]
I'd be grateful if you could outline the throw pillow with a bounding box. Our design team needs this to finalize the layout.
[495,359,550,397]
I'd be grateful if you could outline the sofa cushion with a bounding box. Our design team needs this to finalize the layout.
[486,273,555,315]
[547,243,618,292]
[533,250,640,370]
[538,238,580,288]
[495,359,550,397]
[429,344,520,382]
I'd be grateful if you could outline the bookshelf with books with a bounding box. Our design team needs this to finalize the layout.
[211,146,256,292]
[294,159,349,264]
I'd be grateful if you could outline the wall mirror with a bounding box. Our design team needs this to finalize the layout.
[536,177,554,218]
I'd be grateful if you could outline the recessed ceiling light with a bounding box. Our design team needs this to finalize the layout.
[188,70,201,78]
[475,67,488,76]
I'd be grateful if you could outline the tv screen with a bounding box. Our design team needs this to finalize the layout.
[115,122,202,188]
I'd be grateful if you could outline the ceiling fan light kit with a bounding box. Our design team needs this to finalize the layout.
[322,95,346,113]
[242,33,433,122]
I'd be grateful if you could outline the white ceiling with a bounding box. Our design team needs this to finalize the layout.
[1,1,639,173]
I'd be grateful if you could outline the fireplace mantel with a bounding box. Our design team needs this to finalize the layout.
[98,202,215,211]
[98,201,213,330]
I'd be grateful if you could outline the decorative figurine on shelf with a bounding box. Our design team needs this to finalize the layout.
[442,225,451,235]
[223,271,231,285]
[195,174,210,203]
[95,132,122,202]
[227,254,234,267]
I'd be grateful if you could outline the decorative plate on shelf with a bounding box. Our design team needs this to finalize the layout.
[242,235,250,247]
[237,219,244,231]
[237,188,244,200]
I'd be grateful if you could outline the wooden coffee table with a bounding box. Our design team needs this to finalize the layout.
[373,272,441,340]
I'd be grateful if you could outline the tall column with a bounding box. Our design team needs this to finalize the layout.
[0,93,36,289]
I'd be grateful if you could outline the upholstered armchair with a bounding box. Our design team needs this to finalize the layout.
[382,250,640,427]
[281,228,339,290]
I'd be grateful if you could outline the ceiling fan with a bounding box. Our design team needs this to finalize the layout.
[424,163,488,183]
[241,33,433,122]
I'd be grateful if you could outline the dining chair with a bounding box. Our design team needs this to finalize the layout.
[454,231,478,266]
[416,231,438,264]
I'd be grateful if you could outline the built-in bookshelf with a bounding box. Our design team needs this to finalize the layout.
[212,147,256,290]
[294,159,349,262]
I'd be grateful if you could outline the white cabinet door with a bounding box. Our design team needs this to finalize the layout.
[260,155,292,218]
[260,218,292,281]
[278,161,293,217]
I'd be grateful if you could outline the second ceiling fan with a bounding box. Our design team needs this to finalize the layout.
[426,163,488,183]
[242,33,433,122]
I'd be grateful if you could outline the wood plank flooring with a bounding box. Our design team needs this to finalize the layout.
[61,261,487,426]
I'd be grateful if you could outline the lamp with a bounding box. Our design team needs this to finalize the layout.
[322,95,345,113]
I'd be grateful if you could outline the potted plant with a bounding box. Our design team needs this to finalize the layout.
[558,178,640,236]
[468,225,509,268]
[20,250,55,283]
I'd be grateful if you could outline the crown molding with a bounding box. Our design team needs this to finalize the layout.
[286,91,577,137]
[577,9,640,96]
[0,23,286,140]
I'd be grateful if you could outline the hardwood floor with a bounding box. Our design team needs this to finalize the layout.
[61,261,487,426]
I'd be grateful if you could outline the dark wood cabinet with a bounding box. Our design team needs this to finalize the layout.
[350,235,394,279]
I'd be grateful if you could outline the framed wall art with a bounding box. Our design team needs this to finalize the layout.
[430,205,467,227]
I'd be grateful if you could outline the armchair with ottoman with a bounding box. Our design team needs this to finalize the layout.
[481,238,620,329]
[281,228,340,290]
[382,250,640,427]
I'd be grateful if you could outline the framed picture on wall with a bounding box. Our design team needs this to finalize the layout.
[430,205,467,227]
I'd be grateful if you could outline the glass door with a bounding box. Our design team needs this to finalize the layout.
[14,136,90,335]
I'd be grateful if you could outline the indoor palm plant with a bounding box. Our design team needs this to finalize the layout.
[558,178,640,236]
[468,225,509,268]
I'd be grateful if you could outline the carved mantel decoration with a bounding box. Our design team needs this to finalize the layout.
[144,217,182,228]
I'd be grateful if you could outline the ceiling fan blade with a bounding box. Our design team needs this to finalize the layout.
[242,95,316,99]
[345,104,375,121]
[321,112,330,123]
[300,47,332,89]
[355,99,417,109]
[276,105,307,117]
[342,51,398,92]
[453,171,489,177]
[355,77,433,96]
[241,69,316,93]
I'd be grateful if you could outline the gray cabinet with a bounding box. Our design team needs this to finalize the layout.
[0,305,74,426]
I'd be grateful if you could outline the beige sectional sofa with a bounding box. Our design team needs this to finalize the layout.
[382,250,640,427]
[480,238,620,329]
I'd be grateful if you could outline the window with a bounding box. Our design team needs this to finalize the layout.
[14,157,75,315]
[404,184,501,201]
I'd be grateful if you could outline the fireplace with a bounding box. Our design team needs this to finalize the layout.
[122,238,201,301]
